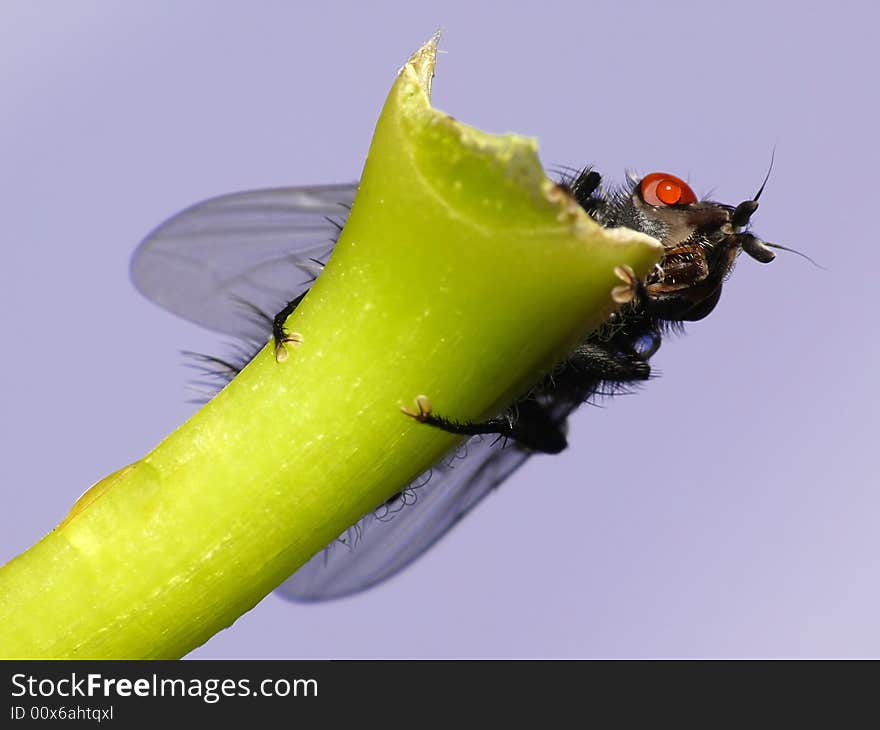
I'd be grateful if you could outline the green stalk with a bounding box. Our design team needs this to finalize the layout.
[0,36,660,659]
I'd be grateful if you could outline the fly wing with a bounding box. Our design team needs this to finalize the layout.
[131,183,358,338]
[276,436,533,602]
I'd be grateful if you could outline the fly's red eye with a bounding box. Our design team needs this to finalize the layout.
[640,172,697,207]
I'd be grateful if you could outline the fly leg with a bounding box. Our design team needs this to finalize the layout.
[272,291,308,362]
[401,335,654,454]
[561,167,604,217]
[402,395,568,454]
[562,342,652,383]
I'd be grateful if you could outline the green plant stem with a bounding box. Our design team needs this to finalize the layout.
[0,36,661,658]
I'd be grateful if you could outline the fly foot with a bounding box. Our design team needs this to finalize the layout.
[611,264,642,304]
[274,332,303,362]
[400,394,433,421]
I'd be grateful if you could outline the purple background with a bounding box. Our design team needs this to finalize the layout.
[2,1,878,658]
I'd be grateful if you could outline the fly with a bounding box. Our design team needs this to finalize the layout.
[131,164,793,601]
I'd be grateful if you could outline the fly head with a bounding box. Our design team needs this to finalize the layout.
[567,166,781,322]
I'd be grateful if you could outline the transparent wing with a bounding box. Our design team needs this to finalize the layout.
[131,183,358,337]
[276,436,533,602]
